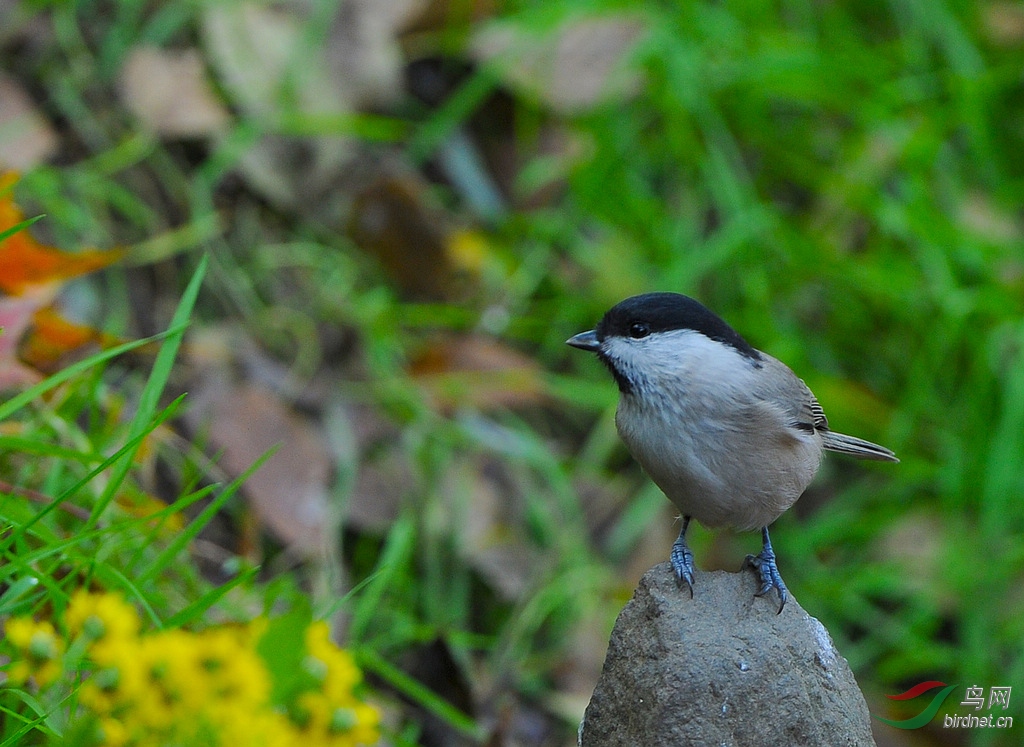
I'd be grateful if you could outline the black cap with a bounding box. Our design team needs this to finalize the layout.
[595,292,762,364]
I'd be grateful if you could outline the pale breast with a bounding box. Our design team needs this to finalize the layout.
[616,386,823,531]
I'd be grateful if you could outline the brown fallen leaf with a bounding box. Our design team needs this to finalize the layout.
[346,449,409,533]
[188,379,334,555]
[118,46,231,138]
[984,2,1024,46]
[202,2,353,211]
[0,73,58,169]
[408,334,546,412]
[549,612,616,724]
[472,14,647,114]
[875,511,949,604]
[348,170,485,300]
[401,0,496,34]
[326,0,426,109]
[203,2,332,116]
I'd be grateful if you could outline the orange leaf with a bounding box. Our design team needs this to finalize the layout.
[19,307,122,372]
[0,172,124,298]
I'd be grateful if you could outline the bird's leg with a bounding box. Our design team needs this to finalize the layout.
[743,526,788,614]
[670,515,695,596]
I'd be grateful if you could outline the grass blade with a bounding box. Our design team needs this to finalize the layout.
[136,447,275,585]
[357,649,486,740]
[0,331,176,423]
[88,254,208,525]
[0,214,44,244]
[165,567,260,628]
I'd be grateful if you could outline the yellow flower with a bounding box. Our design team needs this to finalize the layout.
[295,690,332,732]
[193,626,270,708]
[295,623,381,746]
[4,617,65,686]
[66,591,140,647]
[66,591,142,673]
[347,702,382,745]
[7,594,380,747]
[81,649,151,719]
[304,622,361,700]
[83,623,286,745]
[293,689,381,745]
[216,707,296,747]
[5,617,40,648]
[129,630,203,730]
[97,717,129,747]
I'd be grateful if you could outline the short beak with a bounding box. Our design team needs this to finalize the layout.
[566,329,601,352]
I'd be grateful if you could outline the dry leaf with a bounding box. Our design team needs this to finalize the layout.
[20,307,121,373]
[0,174,124,385]
[118,46,231,138]
[472,15,647,114]
[203,2,353,210]
[408,334,546,412]
[349,170,477,300]
[0,173,124,302]
[0,73,58,170]
[326,0,426,109]
[203,2,346,116]
[984,2,1024,46]
[347,450,409,532]
[189,380,334,555]
[401,0,496,33]
[875,511,950,606]
[550,612,617,722]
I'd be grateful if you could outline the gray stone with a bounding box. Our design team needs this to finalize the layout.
[579,564,875,747]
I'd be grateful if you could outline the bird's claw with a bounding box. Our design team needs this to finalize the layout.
[671,540,695,597]
[743,527,788,614]
[670,516,695,597]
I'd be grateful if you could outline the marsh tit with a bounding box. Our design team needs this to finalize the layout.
[567,292,898,612]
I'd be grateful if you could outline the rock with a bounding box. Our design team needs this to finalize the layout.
[579,564,875,747]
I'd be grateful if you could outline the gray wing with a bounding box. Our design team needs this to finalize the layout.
[755,356,827,436]
[759,356,898,462]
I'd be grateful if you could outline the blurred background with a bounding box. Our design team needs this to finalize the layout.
[2,0,1023,745]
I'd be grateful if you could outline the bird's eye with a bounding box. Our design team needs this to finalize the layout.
[628,322,650,339]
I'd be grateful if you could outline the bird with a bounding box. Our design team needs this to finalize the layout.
[566,292,898,612]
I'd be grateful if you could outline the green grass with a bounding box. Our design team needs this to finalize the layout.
[3,0,1024,744]
[0,260,206,614]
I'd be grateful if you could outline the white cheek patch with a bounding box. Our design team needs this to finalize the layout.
[602,329,756,397]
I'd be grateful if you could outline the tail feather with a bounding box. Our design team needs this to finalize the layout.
[821,431,899,462]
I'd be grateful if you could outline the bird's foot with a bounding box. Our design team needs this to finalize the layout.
[670,517,695,597]
[743,527,788,614]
